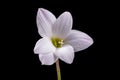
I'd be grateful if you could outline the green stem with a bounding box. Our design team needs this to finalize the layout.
[56,60,61,80]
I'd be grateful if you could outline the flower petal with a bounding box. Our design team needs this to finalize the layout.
[55,45,74,64]
[39,53,58,65]
[37,8,56,37]
[34,37,56,54]
[52,12,73,39]
[64,30,93,52]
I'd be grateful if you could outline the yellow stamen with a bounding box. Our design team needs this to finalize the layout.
[51,38,64,48]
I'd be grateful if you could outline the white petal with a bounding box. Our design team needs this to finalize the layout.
[64,30,93,52]
[55,45,74,64]
[39,53,58,65]
[37,8,56,37]
[34,37,56,54]
[52,12,73,39]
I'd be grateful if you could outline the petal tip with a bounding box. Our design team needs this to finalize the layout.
[41,62,54,66]
[63,11,72,16]
[66,60,73,64]
[38,8,45,11]
[89,37,94,46]
[37,8,48,14]
[33,46,39,54]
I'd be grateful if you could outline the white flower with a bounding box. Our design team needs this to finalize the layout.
[34,8,94,65]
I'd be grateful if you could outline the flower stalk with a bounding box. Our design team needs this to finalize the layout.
[56,60,61,80]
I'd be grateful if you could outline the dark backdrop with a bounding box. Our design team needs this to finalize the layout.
[31,1,104,80]
[5,0,116,80]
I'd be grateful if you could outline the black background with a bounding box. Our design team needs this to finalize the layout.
[3,0,117,80]
[31,1,105,80]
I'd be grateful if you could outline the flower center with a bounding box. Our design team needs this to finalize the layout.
[51,37,64,48]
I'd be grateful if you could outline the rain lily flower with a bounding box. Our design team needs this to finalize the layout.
[34,8,93,65]
[34,8,94,80]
